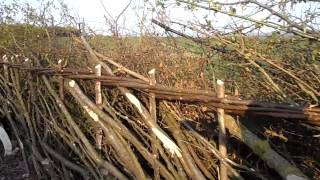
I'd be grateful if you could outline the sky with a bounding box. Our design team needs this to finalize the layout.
[2,0,319,36]
[62,0,146,34]
[2,0,147,35]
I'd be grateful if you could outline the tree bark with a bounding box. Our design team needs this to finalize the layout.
[224,115,309,180]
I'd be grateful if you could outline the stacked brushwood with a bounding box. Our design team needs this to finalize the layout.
[0,37,319,180]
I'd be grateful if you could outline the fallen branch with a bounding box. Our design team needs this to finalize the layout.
[224,114,309,180]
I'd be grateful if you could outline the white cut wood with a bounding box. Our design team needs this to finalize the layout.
[80,37,182,157]
[58,59,64,100]
[0,124,13,156]
[95,64,102,106]
[125,92,143,114]
[286,174,306,180]
[2,55,9,80]
[95,64,103,150]
[151,128,182,157]
[217,79,227,180]
[83,105,99,122]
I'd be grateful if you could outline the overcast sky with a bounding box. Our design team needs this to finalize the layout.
[2,0,146,34]
[2,0,319,36]
[62,0,145,34]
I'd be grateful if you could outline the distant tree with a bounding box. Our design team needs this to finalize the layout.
[99,0,133,37]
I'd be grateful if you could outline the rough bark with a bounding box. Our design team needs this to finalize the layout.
[224,115,309,180]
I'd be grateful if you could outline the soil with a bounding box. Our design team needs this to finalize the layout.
[0,153,30,180]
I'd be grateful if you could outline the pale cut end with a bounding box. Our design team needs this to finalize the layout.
[152,128,182,157]
[41,159,50,165]
[24,58,29,62]
[2,55,8,62]
[95,64,101,69]
[217,79,224,85]
[0,125,13,156]
[286,174,306,180]
[58,59,62,64]
[148,68,156,75]
[83,106,99,122]
[10,56,14,60]
[69,80,76,87]
[125,92,143,113]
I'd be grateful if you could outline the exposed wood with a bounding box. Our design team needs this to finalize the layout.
[160,102,206,180]
[0,124,13,156]
[2,55,9,80]
[0,50,317,179]
[216,80,227,180]
[148,69,160,180]
[0,61,319,124]
[224,114,309,180]
[95,51,149,82]
[181,121,245,180]
[58,59,64,100]
[65,79,175,180]
[42,76,128,180]
[94,64,103,150]
[79,36,182,158]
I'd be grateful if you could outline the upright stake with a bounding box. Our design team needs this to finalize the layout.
[58,59,64,101]
[2,55,9,80]
[95,64,103,150]
[217,80,227,180]
[148,69,156,125]
[148,69,160,180]
[234,86,240,121]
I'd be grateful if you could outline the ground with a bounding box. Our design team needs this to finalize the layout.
[0,153,29,180]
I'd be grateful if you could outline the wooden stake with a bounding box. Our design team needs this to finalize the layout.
[95,64,103,150]
[217,79,227,180]
[58,59,64,100]
[148,69,160,180]
[149,69,156,122]
[2,55,9,80]
[234,87,239,97]
[234,85,240,121]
